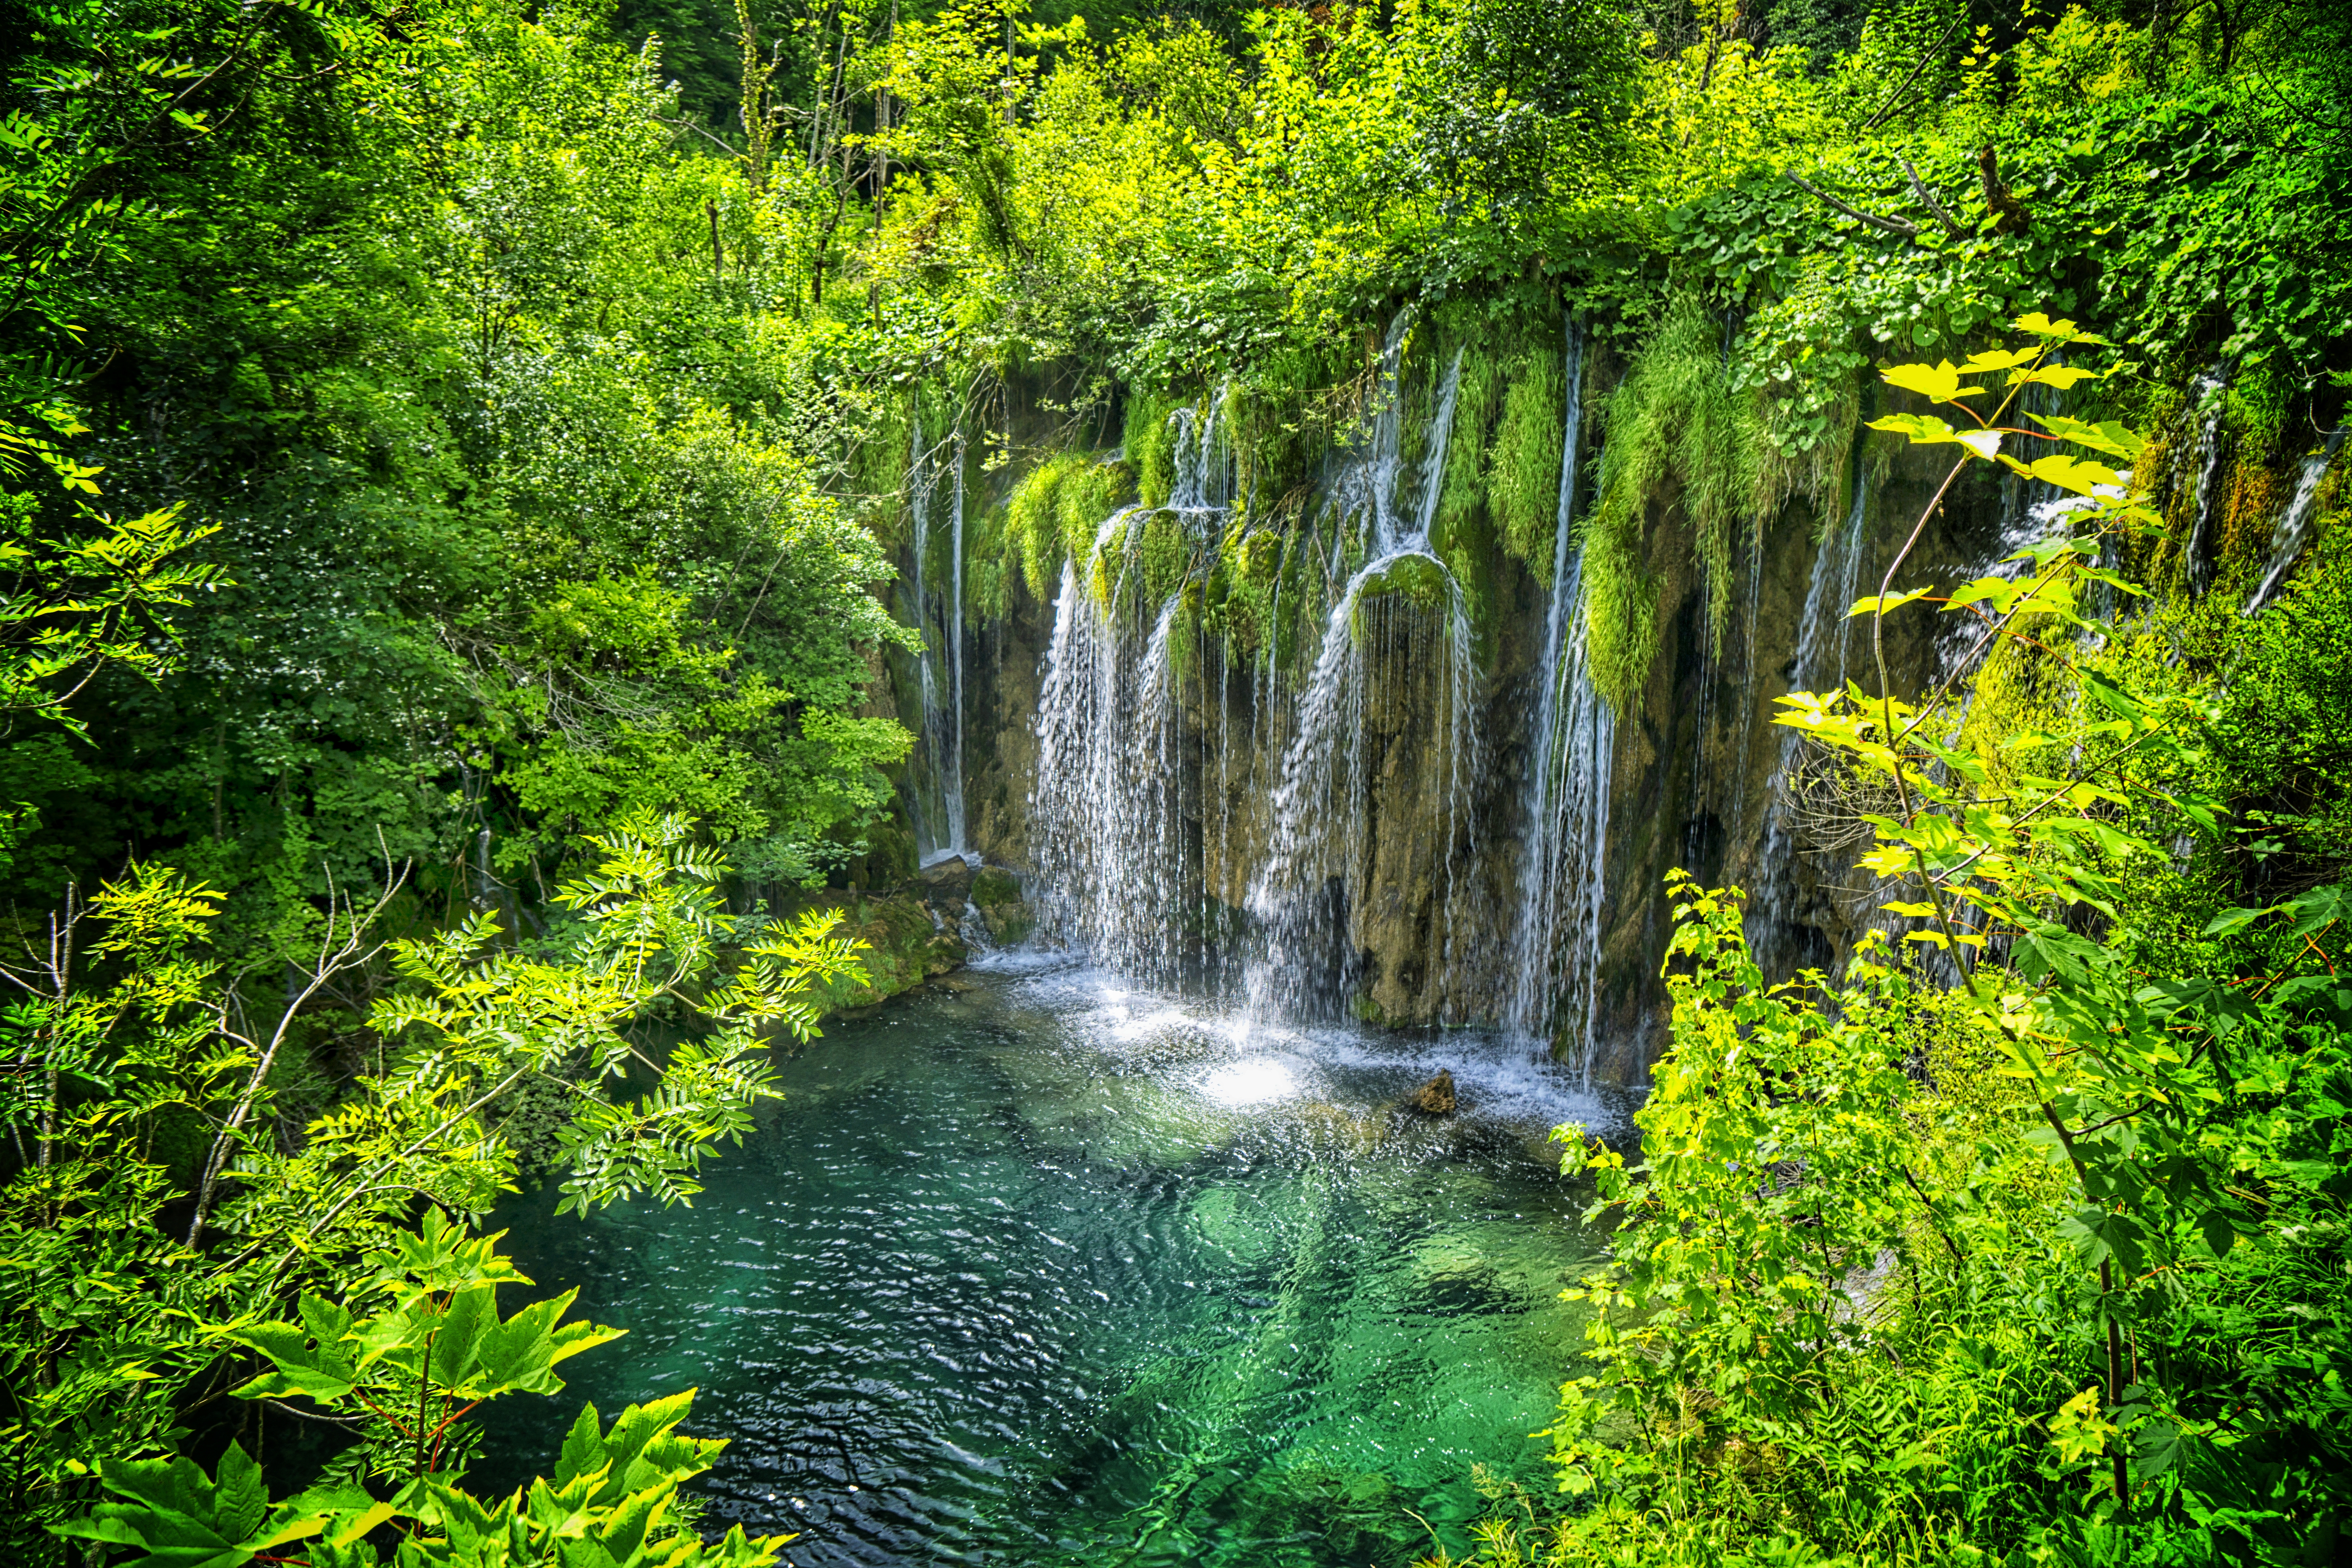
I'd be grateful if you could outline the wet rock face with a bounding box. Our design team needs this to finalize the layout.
[1409,1070,1458,1115]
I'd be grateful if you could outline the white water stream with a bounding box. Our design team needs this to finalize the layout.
[1501,318,1613,1077]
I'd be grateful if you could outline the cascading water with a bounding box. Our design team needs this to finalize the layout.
[1502,318,1614,1076]
[2244,429,2345,615]
[1245,340,1485,1023]
[904,416,970,864]
[1029,537,1191,982]
[2183,364,2233,597]
[947,432,969,857]
[1029,410,1236,983]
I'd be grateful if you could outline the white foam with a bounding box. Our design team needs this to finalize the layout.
[1197,1058,1303,1106]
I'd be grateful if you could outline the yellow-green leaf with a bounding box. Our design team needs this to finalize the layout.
[1882,361,1985,403]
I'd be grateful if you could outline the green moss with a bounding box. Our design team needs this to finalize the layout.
[1007,452,1076,601]
[1492,344,1569,582]
[784,891,958,1012]
[1433,345,1504,665]
[1002,452,1132,605]
[1167,578,1203,684]
[1058,457,1131,560]
[971,866,1022,906]
[1275,516,1327,673]
[1226,346,1345,523]
[1583,292,1763,714]
[1208,522,1282,657]
[2227,354,2292,465]
[1126,389,1180,506]
[1137,508,1189,608]
[1352,553,1452,641]
[1433,346,1501,553]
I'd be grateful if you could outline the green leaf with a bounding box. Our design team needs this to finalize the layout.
[2014,312,2114,346]
[1881,361,1985,403]
[52,1444,333,1568]
[1847,587,1931,617]
[2057,1205,2148,1273]
[2201,904,2275,937]
[1995,452,2122,496]
[2006,364,2103,389]
[2198,1208,2237,1260]
[1867,411,2001,458]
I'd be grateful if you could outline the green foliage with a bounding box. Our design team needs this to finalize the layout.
[57,1216,791,1568]
[0,0,918,938]
[1490,341,1568,584]
[0,817,864,1561]
[1583,294,1762,713]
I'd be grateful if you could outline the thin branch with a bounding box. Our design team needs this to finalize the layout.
[1897,153,1967,240]
[1785,173,1920,239]
[1862,6,1972,131]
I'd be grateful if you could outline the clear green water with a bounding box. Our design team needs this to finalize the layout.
[481,958,1621,1567]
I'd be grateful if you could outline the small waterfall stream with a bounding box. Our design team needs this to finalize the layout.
[2182,364,2234,597]
[1502,318,1612,1073]
[1749,473,1871,967]
[2245,429,2345,614]
[906,416,970,864]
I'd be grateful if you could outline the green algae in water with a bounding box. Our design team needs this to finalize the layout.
[477,963,1613,1567]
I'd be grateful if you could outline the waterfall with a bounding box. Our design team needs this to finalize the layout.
[1029,521,1190,981]
[1503,317,1615,1073]
[946,432,969,858]
[1749,473,1870,971]
[905,415,969,864]
[1028,399,1239,981]
[2183,365,2232,597]
[2244,430,2345,615]
[1728,520,1768,839]
[1245,342,1483,1022]
[1167,384,1231,516]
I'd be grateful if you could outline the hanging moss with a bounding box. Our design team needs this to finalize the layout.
[964,497,1011,622]
[1352,554,1452,642]
[1006,453,1074,601]
[1274,516,1325,674]
[1167,578,1204,684]
[1207,521,1281,658]
[1090,513,1133,611]
[1125,390,1179,507]
[1491,345,1569,583]
[1138,508,1189,610]
[1434,346,1505,666]
[1058,458,1132,562]
[1583,292,1764,713]
[1001,451,1131,604]
[1226,346,1346,523]
[1433,345,1503,556]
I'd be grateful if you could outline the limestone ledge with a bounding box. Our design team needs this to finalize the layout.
[773,860,1034,1017]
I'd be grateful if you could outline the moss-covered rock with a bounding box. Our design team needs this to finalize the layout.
[1353,553,1453,637]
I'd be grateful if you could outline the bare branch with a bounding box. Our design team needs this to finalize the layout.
[1785,173,1921,239]
[1896,154,1967,240]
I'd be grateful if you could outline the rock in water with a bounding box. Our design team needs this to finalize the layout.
[1410,1070,1457,1115]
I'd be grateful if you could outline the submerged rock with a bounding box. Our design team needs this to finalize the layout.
[1409,1069,1457,1115]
